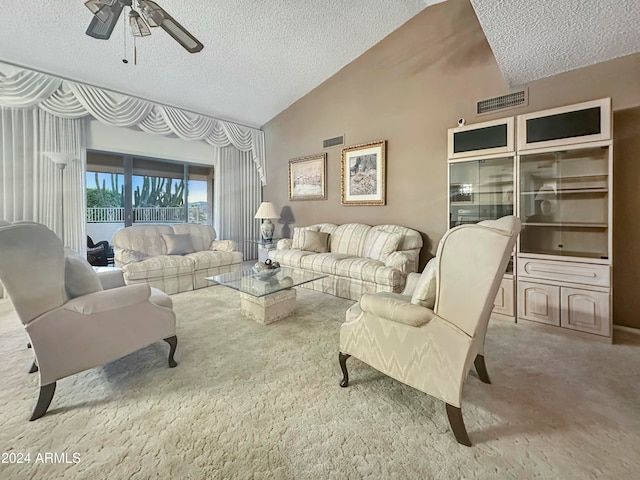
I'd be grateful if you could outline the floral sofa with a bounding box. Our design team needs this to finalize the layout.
[113,224,242,294]
[269,223,423,301]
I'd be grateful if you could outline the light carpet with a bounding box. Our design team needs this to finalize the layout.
[0,286,639,479]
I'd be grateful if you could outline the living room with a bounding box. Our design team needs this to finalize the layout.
[1,0,640,478]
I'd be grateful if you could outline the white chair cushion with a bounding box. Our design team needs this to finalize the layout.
[65,255,104,299]
[410,257,437,309]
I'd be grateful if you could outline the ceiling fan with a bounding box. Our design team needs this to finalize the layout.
[84,0,204,54]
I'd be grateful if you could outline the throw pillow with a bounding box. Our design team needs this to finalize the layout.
[301,230,330,253]
[410,257,437,309]
[65,255,104,299]
[292,226,321,249]
[161,234,196,255]
[365,230,402,262]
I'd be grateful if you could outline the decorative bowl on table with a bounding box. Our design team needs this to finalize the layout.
[252,261,281,280]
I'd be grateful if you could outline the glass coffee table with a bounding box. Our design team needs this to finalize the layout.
[206,267,327,324]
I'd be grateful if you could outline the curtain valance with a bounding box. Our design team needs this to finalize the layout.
[0,66,266,185]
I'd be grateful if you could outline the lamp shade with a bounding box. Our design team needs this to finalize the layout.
[43,152,75,170]
[255,202,279,219]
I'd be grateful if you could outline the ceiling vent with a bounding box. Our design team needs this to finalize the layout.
[323,135,344,149]
[477,90,528,115]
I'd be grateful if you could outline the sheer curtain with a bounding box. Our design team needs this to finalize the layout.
[0,106,85,253]
[213,146,261,260]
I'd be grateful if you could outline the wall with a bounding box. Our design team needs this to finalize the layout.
[612,107,640,329]
[86,120,214,165]
[262,0,640,326]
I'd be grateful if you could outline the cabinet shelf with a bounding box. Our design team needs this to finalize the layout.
[521,188,608,195]
[523,222,608,228]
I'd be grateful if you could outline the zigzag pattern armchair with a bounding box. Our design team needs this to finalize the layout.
[338,216,521,446]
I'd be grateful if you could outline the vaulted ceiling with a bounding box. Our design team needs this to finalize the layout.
[0,0,638,127]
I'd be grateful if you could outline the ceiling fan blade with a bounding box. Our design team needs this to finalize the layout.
[85,1,124,40]
[138,0,203,53]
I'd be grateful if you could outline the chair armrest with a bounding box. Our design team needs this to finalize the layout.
[277,238,293,250]
[401,272,423,296]
[210,239,236,252]
[360,292,435,327]
[114,249,147,266]
[384,251,411,275]
[63,284,152,315]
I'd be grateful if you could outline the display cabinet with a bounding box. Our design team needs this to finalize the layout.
[448,118,516,319]
[516,98,613,341]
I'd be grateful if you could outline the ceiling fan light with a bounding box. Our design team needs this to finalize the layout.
[85,0,117,23]
[138,1,164,27]
[129,10,151,37]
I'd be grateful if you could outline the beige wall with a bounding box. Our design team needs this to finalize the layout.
[262,0,640,326]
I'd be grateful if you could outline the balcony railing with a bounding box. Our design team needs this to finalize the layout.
[87,206,207,224]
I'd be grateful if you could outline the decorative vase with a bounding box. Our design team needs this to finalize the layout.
[261,219,275,242]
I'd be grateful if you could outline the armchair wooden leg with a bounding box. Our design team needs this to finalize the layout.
[27,342,32,349]
[28,360,38,374]
[164,336,178,368]
[338,352,350,387]
[446,403,471,447]
[474,354,491,384]
[29,383,56,421]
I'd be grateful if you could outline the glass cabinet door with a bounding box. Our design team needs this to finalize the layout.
[449,156,514,228]
[449,156,515,274]
[519,146,609,259]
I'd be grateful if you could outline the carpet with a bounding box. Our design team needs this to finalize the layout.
[0,286,639,479]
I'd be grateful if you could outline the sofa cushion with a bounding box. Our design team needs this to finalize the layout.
[292,226,321,249]
[184,250,243,270]
[300,253,356,275]
[363,230,402,262]
[112,225,174,256]
[410,257,437,309]
[269,249,316,268]
[123,255,195,281]
[330,224,372,256]
[172,223,217,251]
[65,255,104,299]
[301,230,330,253]
[161,233,196,255]
[335,257,401,287]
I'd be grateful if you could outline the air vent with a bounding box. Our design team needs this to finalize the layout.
[477,90,527,114]
[323,135,344,149]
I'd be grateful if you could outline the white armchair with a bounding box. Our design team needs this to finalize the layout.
[0,222,178,421]
[338,216,521,446]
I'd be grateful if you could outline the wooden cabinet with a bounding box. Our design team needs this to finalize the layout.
[447,117,516,319]
[516,98,613,341]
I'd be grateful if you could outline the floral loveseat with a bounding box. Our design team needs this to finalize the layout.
[113,224,242,294]
[269,223,423,301]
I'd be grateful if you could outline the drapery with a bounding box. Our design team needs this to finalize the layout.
[0,106,85,253]
[0,65,266,185]
[213,146,262,260]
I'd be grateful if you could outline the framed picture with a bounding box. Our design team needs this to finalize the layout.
[341,140,386,205]
[289,153,327,201]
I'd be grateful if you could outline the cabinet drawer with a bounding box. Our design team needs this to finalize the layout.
[518,281,560,326]
[518,258,610,287]
[561,288,610,337]
[493,278,514,316]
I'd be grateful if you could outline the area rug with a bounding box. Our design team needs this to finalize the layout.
[0,286,639,479]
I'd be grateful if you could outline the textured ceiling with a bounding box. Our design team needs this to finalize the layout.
[471,0,640,86]
[0,1,638,128]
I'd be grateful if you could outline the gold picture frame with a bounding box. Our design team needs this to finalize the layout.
[341,140,386,205]
[288,153,327,201]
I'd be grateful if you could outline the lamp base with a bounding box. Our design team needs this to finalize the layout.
[261,219,275,242]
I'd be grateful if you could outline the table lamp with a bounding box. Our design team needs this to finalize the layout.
[254,202,279,242]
